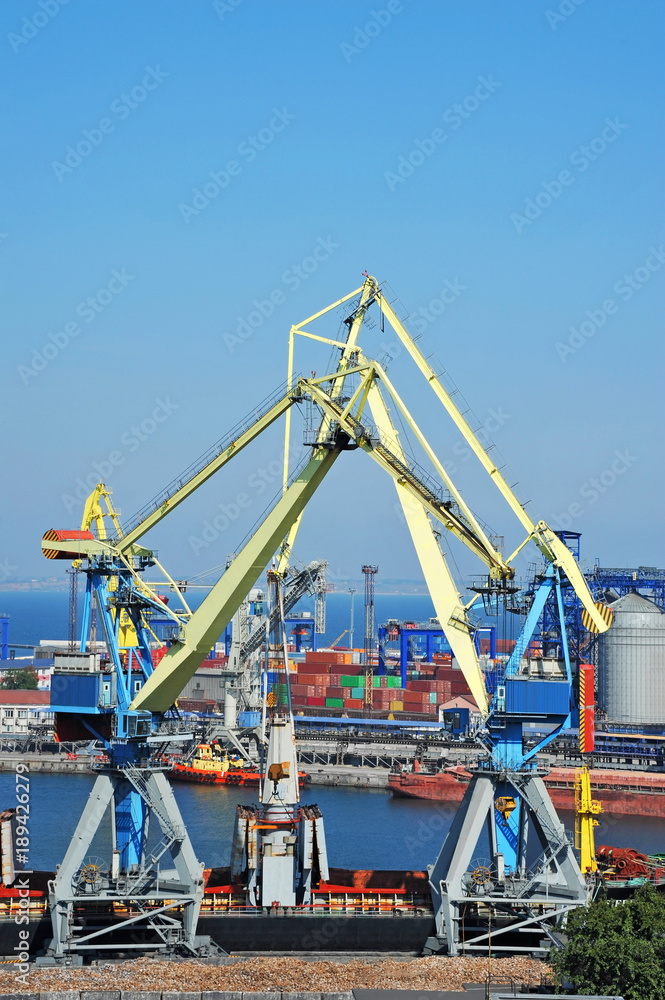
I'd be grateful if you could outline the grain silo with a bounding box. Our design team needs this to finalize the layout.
[598,592,665,724]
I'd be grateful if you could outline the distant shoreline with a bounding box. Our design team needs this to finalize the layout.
[0,584,432,596]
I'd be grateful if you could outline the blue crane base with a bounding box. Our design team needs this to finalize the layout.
[426,768,588,957]
[42,759,224,962]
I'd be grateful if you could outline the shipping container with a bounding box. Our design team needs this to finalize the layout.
[350,687,364,699]
[238,709,261,727]
[389,700,404,711]
[298,662,332,674]
[409,680,436,692]
[325,697,344,708]
[306,650,346,665]
[344,698,364,709]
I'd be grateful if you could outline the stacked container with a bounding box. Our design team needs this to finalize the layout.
[265,648,464,719]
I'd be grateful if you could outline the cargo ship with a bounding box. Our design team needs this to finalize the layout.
[389,764,665,818]
[169,742,309,787]
[7,851,665,957]
[2,866,434,956]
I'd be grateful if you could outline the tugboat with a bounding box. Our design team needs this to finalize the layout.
[170,742,309,787]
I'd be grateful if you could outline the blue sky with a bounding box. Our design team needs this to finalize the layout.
[1,0,663,589]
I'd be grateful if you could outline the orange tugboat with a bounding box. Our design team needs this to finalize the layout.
[170,742,309,787]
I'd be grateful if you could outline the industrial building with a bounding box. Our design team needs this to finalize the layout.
[0,690,51,735]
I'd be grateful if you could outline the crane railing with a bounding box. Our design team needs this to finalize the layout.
[115,376,301,543]
[239,559,327,660]
[304,382,500,568]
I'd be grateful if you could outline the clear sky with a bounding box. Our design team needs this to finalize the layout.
[1,0,663,590]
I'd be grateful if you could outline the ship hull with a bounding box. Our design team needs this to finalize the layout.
[388,766,665,818]
[169,765,309,787]
[170,763,261,785]
[8,867,434,956]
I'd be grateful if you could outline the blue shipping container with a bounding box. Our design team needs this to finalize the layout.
[505,678,570,716]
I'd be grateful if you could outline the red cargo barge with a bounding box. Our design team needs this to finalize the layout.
[389,764,665,818]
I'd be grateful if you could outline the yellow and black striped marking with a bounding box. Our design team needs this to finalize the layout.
[581,601,614,633]
[42,529,62,559]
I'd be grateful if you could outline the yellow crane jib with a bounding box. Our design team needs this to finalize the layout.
[40,274,613,723]
[130,444,342,713]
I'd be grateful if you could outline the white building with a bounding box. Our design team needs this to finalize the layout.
[0,691,52,735]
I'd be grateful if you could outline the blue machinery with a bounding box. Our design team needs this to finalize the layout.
[378,621,497,686]
[40,275,614,960]
[426,561,598,956]
[41,552,217,964]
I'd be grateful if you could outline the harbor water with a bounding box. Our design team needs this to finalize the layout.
[1,590,661,873]
[1,770,662,875]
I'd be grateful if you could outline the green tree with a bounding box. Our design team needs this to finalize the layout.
[551,885,665,999]
[0,667,38,690]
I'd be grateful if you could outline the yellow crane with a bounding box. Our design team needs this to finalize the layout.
[43,274,611,719]
[575,766,602,874]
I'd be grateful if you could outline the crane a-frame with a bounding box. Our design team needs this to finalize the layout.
[41,274,611,959]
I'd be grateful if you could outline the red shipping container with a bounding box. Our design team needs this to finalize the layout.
[409,680,434,692]
[305,651,345,665]
[298,662,332,675]
[437,682,452,703]
[307,696,326,707]
[344,698,364,709]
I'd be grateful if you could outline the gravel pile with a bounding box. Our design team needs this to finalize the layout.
[0,956,549,993]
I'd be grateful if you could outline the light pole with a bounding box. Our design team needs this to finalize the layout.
[348,587,356,650]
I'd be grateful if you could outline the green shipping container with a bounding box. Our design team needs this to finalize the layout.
[340,675,360,687]
[387,676,402,688]
[372,676,381,688]
[351,687,364,699]
[272,683,288,703]
[325,697,344,708]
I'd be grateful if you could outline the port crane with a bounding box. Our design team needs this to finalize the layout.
[42,274,611,959]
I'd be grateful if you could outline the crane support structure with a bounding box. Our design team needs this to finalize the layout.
[43,273,609,720]
[41,272,614,960]
[365,380,488,713]
[131,444,341,713]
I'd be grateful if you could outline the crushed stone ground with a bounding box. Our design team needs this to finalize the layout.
[0,956,552,993]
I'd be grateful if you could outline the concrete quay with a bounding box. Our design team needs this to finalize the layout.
[0,993,355,1000]
[0,752,91,774]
